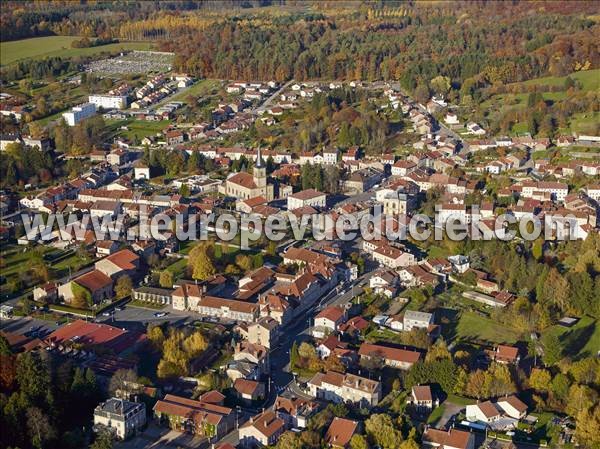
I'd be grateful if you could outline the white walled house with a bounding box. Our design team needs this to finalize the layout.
[287,189,327,210]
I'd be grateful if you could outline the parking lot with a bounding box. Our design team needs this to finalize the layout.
[95,303,193,332]
[0,315,60,338]
[115,425,206,449]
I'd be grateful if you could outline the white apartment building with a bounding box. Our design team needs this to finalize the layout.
[63,102,96,126]
[89,94,129,110]
[520,181,569,202]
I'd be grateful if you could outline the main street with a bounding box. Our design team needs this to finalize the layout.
[211,270,372,448]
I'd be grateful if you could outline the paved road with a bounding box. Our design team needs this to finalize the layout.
[255,80,294,114]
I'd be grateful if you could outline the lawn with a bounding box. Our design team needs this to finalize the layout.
[519,68,600,92]
[427,404,446,425]
[107,119,172,141]
[1,36,153,65]
[542,316,600,360]
[168,79,223,104]
[165,258,188,279]
[450,311,521,345]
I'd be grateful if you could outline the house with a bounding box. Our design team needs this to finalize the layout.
[370,243,415,269]
[58,269,113,304]
[234,379,265,403]
[403,310,434,331]
[153,393,234,438]
[247,316,279,349]
[466,401,502,423]
[96,239,120,257]
[339,316,369,337]
[410,385,437,411]
[491,344,520,365]
[313,306,346,338]
[497,395,528,419]
[444,112,460,125]
[325,417,358,449]
[369,269,400,298]
[227,342,270,381]
[95,249,140,280]
[308,371,382,408]
[239,410,285,447]
[33,282,58,303]
[358,343,421,370]
[273,395,319,429]
[423,428,475,449]
[287,189,326,210]
[196,296,260,323]
[316,335,348,359]
[93,398,146,440]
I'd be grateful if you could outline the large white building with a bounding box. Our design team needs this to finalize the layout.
[93,398,146,440]
[89,94,129,110]
[287,189,326,210]
[62,102,96,126]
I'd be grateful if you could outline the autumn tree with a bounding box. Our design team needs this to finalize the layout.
[115,274,133,299]
[350,434,369,449]
[159,270,174,288]
[365,414,403,449]
[189,242,216,280]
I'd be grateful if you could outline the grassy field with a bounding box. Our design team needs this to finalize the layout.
[542,316,600,360]
[106,119,172,141]
[518,68,600,91]
[479,68,600,136]
[450,311,521,345]
[1,36,153,65]
[168,79,223,104]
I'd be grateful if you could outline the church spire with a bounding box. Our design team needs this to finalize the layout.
[256,146,265,168]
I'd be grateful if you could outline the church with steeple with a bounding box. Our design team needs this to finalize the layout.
[224,148,275,201]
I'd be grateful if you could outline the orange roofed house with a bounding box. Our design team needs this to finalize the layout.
[358,342,421,370]
[153,392,234,438]
[239,410,285,447]
[423,428,475,449]
[325,417,358,448]
[95,249,140,280]
[58,269,113,304]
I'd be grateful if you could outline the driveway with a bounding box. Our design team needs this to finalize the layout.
[436,401,465,428]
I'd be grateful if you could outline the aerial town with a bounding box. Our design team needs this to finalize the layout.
[0,2,599,449]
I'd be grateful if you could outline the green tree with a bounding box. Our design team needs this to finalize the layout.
[430,75,451,96]
[541,333,563,366]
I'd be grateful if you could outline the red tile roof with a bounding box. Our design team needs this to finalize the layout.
[316,306,345,323]
[358,343,421,364]
[44,320,143,354]
[104,249,139,271]
[423,428,472,449]
[73,269,112,292]
[325,417,358,448]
